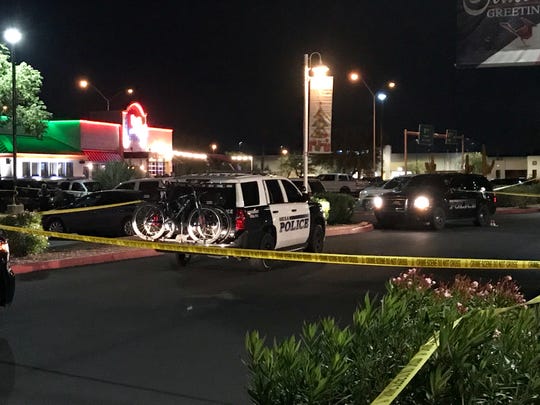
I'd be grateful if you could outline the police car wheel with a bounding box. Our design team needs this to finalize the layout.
[48,219,65,233]
[305,224,324,253]
[474,204,490,227]
[250,232,275,271]
[430,207,446,230]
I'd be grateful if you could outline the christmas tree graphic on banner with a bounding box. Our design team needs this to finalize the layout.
[309,103,331,153]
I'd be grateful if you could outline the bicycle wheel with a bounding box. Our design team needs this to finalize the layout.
[132,203,167,241]
[212,206,232,242]
[186,206,223,244]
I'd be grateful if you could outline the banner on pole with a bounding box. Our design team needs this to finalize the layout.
[308,76,333,153]
[457,0,540,68]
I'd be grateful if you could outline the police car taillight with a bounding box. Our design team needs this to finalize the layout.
[235,208,246,231]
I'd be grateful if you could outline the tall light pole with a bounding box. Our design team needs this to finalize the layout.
[78,79,134,111]
[4,27,23,212]
[349,72,396,176]
[303,52,329,192]
[377,92,387,179]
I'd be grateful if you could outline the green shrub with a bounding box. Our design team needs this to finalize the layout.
[0,211,48,257]
[315,192,356,225]
[494,182,540,208]
[245,270,539,404]
[92,161,145,190]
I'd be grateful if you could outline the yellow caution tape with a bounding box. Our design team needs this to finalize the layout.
[1,224,539,270]
[38,200,143,215]
[494,191,540,198]
[371,294,540,404]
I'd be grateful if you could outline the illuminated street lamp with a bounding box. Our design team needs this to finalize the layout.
[3,27,23,212]
[349,72,396,175]
[210,143,217,153]
[303,52,329,192]
[78,79,134,111]
[377,92,388,179]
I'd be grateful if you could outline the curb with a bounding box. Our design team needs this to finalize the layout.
[326,221,374,236]
[12,249,163,274]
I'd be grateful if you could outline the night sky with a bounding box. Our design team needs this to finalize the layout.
[3,1,540,156]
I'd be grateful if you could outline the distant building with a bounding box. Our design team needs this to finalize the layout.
[0,102,173,179]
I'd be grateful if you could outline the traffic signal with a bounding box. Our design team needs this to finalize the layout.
[418,124,434,146]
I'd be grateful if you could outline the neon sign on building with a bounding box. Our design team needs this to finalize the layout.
[122,102,149,152]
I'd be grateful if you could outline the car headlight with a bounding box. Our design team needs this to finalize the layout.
[372,196,383,209]
[413,195,430,210]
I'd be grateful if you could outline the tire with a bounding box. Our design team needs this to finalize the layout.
[339,186,351,194]
[175,253,192,267]
[47,219,66,233]
[249,232,275,271]
[132,203,167,241]
[474,204,491,227]
[430,206,446,230]
[187,207,223,243]
[121,218,134,236]
[305,224,324,253]
[374,214,391,229]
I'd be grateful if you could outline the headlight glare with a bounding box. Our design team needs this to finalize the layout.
[413,195,430,210]
[373,196,383,209]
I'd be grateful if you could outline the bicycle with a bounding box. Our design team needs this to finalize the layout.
[131,185,230,244]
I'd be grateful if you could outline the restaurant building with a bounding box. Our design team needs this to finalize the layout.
[0,102,173,179]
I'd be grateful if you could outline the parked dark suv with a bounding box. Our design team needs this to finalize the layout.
[372,173,496,230]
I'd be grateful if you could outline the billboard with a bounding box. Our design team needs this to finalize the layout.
[457,0,540,67]
[308,75,333,153]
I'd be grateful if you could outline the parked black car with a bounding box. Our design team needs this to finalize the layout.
[41,190,143,236]
[0,234,15,307]
[373,173,496,230]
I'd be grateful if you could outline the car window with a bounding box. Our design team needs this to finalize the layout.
[317,174,332,181]
[309,180,325,193]
[241,181,260,206]
[59,182,70,190]
[139,181,159,192]
[265,179,284,204]
[282,180,304,203]
[86,182,102,192]
[72,183,84,191]
[338,175,348,181]
[116,182,135,190]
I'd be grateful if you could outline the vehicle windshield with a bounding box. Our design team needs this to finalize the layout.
[383,177,410,190]
[402,175,442,191]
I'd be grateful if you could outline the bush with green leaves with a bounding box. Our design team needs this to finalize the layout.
[315,192,356,225]
[0,211,48,257]
[245,269,539,404]
[92,161,145,190]
[494,182,540,208]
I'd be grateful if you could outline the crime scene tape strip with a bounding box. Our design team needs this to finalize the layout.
[1,224,540,270]
[38,200,143,215]
[371,294,540,404]
[494,191,540,198]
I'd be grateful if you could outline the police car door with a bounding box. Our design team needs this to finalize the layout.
[264,179,310,249]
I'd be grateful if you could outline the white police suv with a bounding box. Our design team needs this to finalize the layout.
[167,173,326,270]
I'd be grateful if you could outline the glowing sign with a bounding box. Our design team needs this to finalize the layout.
[122,102,149,152]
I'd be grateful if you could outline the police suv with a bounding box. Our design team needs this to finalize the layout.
[372,173,496,230]
[170,173,326,270]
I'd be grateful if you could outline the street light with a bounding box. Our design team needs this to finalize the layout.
[303,52,329,192]
[210,143,217,153]
[349,71,396,176]
[3,27,23,212]
[377,92,388,179]
[78,79,134,111]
